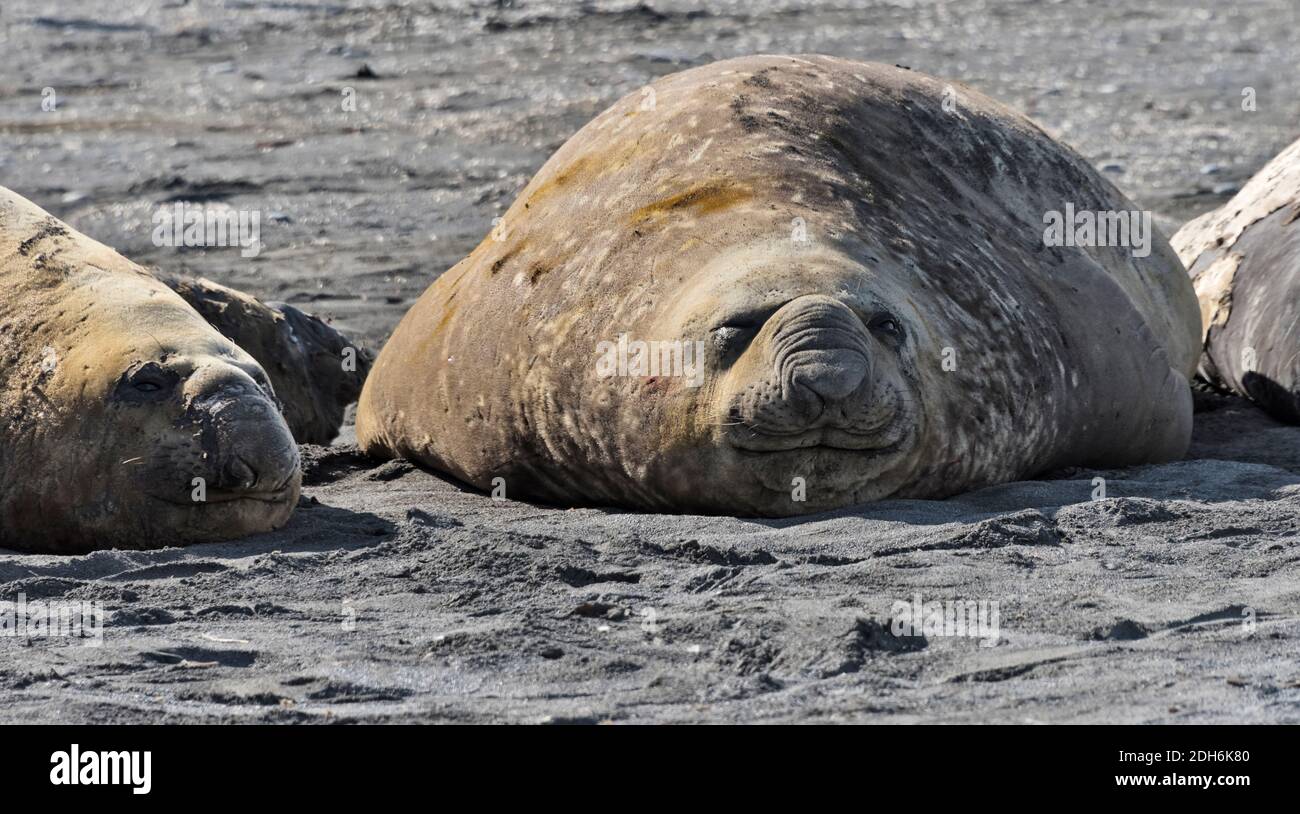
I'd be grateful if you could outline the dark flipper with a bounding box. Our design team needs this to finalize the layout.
[161,275,374,444]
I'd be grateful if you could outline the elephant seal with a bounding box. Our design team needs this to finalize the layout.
[357,55,1201,516]
[0,186,301,553]
[1172,136,1300,422]
[159,275,374,444]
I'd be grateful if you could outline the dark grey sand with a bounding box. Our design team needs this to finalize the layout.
[3,1,1300,723]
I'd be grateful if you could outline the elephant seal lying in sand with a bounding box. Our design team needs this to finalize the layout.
[1173,136,1300,423]
[0,187,301,553]
[357,54,1201,516]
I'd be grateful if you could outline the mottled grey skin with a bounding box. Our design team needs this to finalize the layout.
[0,187,301,554]
[160,275,374,444]
[1173,136,1300,423]
[358,55,1200,516]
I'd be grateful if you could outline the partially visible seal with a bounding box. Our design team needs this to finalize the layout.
[160,276,373,444]
[1173,136,1300,422]
[0,187,301,553]
[358,55,1201,516]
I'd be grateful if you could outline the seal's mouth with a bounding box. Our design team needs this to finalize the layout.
[149,485,296,507]
[726,387,915,455]
[731,429,904,455]
[202,488,295,505]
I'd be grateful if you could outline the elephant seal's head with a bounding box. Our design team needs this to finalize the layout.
[3,269,300,553]
[633,242,926,515]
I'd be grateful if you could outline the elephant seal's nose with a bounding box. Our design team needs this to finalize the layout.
[187,364,300,494]
[771,295,874,408]
[790,348,870,403]
[221,456,259,491]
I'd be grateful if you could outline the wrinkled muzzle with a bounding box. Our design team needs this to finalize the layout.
[771,295,874,426]
[728,294,882,438]
[185,368,300,496]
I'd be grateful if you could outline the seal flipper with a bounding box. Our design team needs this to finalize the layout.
[160,275,374,444]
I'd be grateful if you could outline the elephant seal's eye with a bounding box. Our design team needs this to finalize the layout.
[712,325,757,359]
[713,326,741,347]
[869,314,904,341]
[116,361,179,402]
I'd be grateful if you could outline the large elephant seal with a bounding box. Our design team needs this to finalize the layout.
[357,55,1201,516]
[1173,136,1300,422]
[0,187,301,553]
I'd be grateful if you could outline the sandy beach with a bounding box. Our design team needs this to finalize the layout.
[2,0,1299,723]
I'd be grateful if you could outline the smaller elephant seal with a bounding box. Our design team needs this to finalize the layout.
[358,55,1200,516]
[1173,136,1300,422]
[0,187,301,554]
[159,276,374,444]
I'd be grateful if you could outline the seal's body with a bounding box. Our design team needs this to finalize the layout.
[0,187,301,553]
[1173,136,1300,423]
[358,55,1200,516]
